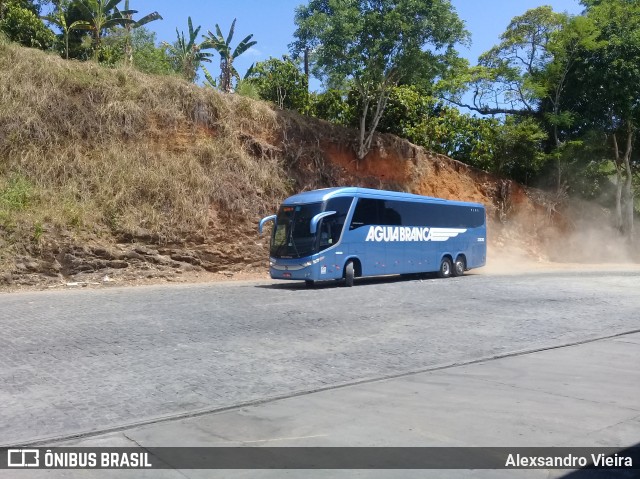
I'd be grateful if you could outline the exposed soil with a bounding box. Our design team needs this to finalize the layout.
[0,125,566,292]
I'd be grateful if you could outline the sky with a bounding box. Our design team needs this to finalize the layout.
[140,0,585,86]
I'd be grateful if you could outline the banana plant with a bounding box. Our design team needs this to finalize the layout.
[202,65,217,88]
[73,0,136,59]
[42,0,92,59]
[162,17,213,83]
[117,0,162,64]
[202,19,257,93]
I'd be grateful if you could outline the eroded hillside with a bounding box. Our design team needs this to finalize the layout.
[0,43,619,289]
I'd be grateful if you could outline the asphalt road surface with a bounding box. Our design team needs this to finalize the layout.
[1,269,639,446]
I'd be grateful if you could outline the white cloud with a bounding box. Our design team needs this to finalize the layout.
[245,47,262,57]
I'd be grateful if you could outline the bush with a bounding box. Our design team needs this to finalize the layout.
[0,3,55,50]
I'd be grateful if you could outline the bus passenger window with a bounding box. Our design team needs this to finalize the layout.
[382,203,402,225]
[318,197,353,251]
[319,222,332,248]
[350,198,383,229]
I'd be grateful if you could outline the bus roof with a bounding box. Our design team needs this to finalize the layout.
[282,187,485,209]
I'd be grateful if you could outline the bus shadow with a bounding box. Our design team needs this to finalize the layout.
[254,273,472,290]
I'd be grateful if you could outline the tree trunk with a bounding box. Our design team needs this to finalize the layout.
[302,48,310,113]
[553,124,562,192]
[220,58,233,93]
[92,30,101,60]
[612,133,624,231]
[124,23,133,65]
[356,87,391,162]
[622,126,635,238]
[356,97,371,162]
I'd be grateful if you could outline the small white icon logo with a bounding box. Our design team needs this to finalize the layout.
[8,449,40,468]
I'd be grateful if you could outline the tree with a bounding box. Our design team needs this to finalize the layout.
[73,0,136,59]
[247,56,309,111]
[371,85,547,183]
[568,0,640,236]
[452,7,567,116]
[291,0,468,161]
[202,18,257,93]
[0,0,56,49]
[130,27,172,75]
[467,1,639,236]
[541,15,600,190]
[42,0,92,58]
[0,0,48,19]
[117,0,161,65]
[162,16,212,82]
[309,89,354,126]
[449,7,602,190]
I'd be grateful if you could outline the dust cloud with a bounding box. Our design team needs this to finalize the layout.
[480,199,640,276]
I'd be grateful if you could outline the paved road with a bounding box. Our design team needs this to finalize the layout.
[34,331,639,479]
[1,270,640,446]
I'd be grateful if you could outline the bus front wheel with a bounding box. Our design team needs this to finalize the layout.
[344,261,355,287]
[453,256,466,277]
[438,257,452,278]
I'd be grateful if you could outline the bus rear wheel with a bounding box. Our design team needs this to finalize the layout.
[438,257,452,278]
[344,261,355,287]
[453,256,466,277]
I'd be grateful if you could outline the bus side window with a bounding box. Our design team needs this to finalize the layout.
[319,197,353,250]
[382,202,402,226]
[350,198,383,229]
[319,221,332,248]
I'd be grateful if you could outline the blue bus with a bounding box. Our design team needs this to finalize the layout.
[259,187,486,286]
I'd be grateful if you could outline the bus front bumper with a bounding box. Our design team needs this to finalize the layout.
[269,257,323,281]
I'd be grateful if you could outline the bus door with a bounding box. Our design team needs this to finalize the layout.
[348,198,387,276]
[317,197,354,279]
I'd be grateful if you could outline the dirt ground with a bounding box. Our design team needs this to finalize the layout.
[3,251,639,294]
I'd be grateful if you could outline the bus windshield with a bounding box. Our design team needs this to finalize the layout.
[270,203,323,259]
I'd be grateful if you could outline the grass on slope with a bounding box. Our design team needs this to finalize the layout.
[0,41,289,258]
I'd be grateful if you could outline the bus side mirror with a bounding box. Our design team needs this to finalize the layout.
[258,215,276,234]
[310,211,336,234]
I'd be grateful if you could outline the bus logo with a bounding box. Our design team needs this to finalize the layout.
[365,226,466,243]
[8,449,39,467]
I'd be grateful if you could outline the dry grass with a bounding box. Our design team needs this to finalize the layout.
[0,43,289,250]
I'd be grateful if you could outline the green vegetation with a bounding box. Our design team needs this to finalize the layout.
[0,43,287,245]
[0,0,55,49]
[202,18,257,93]
[162,17,212,82]
[444,0,639,236]
[246,56,309,111]
[118,0,162,65]
[291,0,468,161]
[0,175,34,215]
[130,28,173,76]
[0,0,637,241]
[73,0,136,59]
[43,0,92,59]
